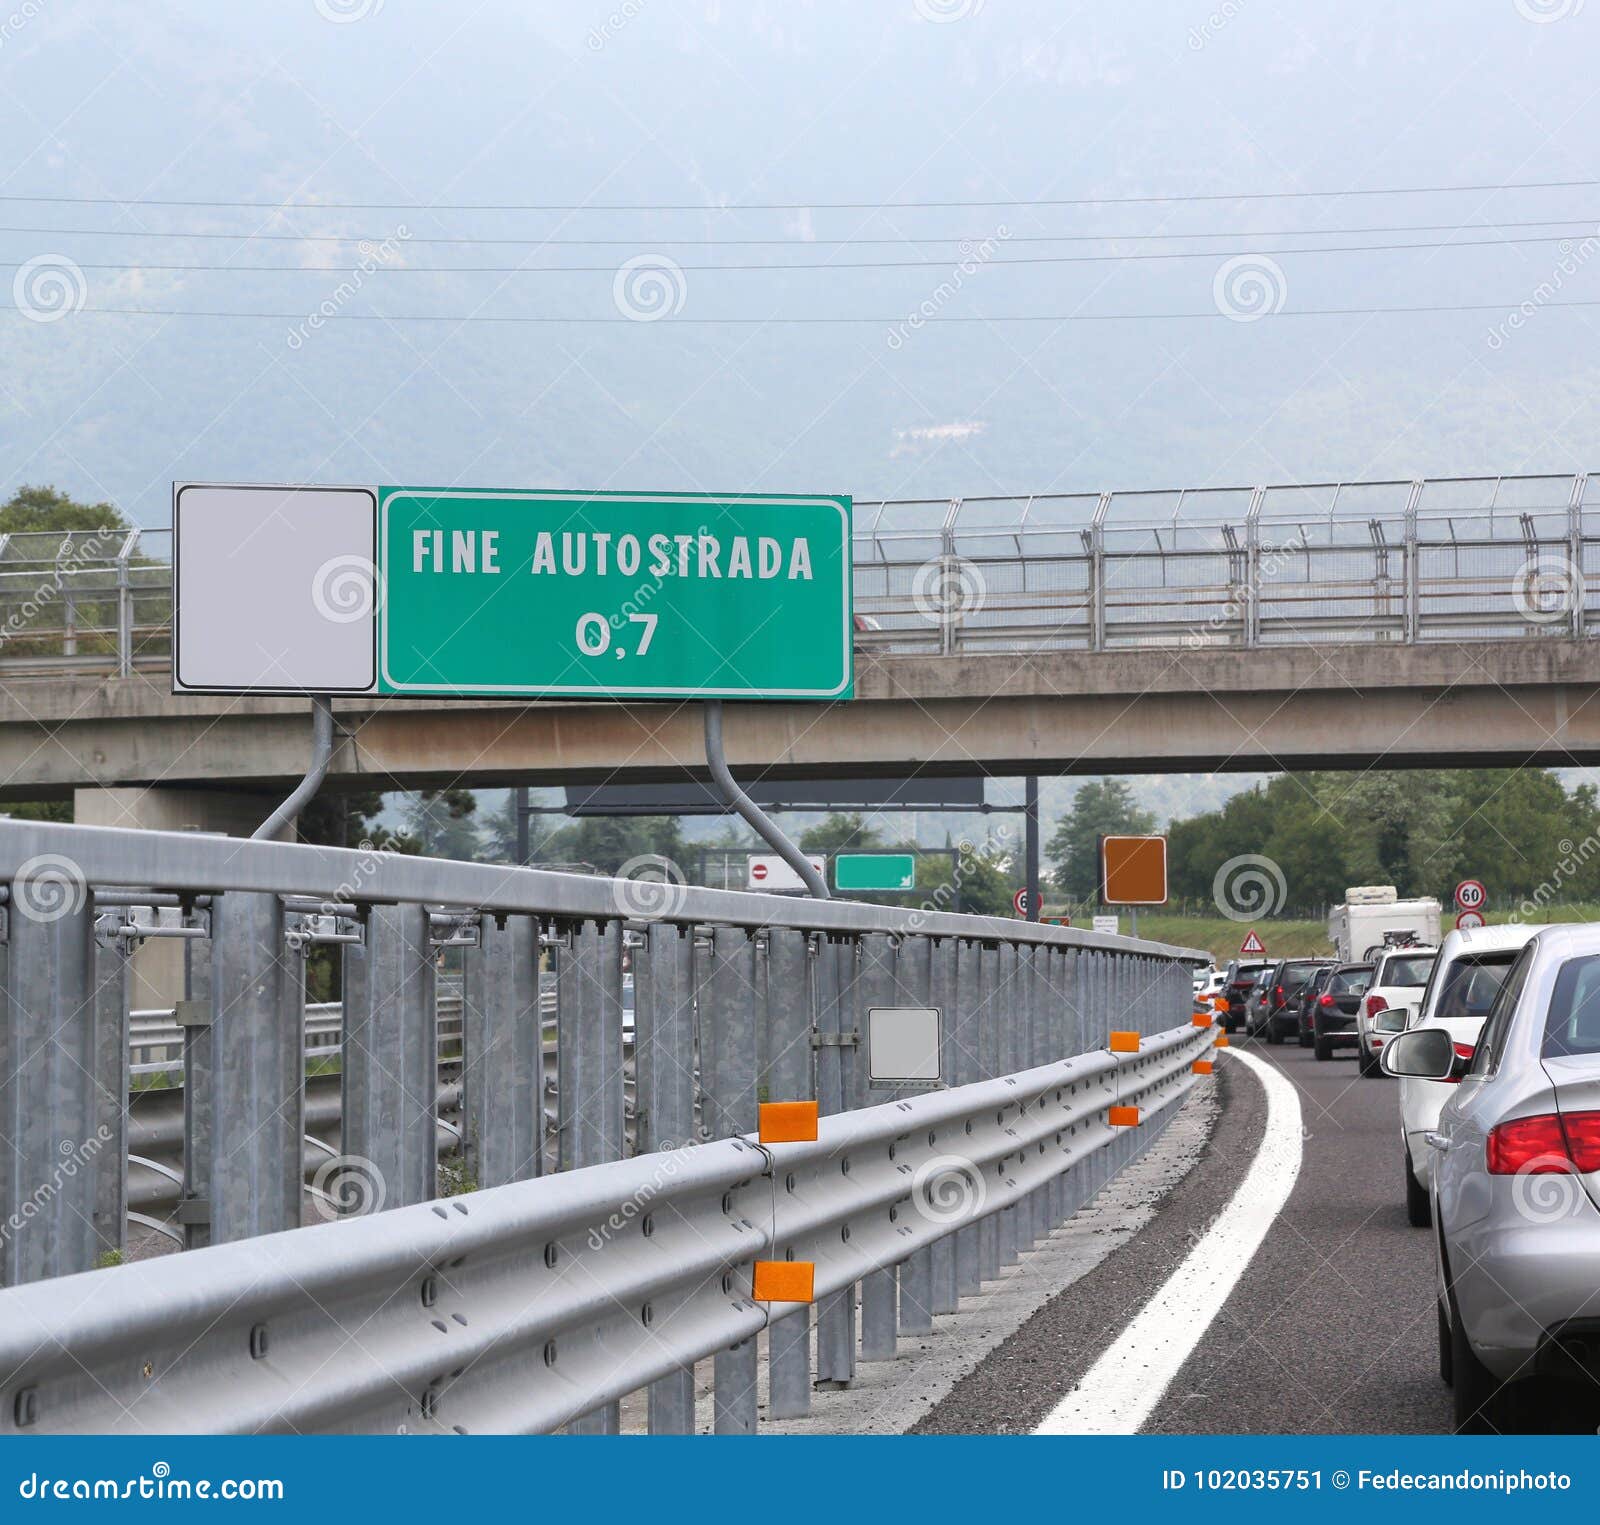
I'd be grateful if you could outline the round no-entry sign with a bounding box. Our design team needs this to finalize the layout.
[751,862,768,882]
[1455,879,1487,912]
[1456,909,1487,931]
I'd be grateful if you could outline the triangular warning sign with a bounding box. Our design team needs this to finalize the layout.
[1239,929,1266,955]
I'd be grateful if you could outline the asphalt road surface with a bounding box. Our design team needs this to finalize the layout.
[918,1037,1600,1435]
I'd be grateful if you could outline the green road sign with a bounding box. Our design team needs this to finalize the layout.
[835,853,917,892]
[377,487,853,700]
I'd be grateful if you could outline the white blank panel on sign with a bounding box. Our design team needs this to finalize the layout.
[868,1006,942,1086]
[174,484,376,693]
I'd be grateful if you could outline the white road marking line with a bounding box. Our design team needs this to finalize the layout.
[1033,1047,1303,1435]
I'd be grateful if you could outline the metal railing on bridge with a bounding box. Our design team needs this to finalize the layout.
[1,473,1593,678]
[0,819,1207,1435]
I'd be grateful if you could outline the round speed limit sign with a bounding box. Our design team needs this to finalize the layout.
[1455,879,1487,912]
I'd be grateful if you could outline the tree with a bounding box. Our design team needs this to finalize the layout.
[0,487,136,824]
[1048,779,1156,903]
[799,813,884,856]
[401,789,482,860]
[0,484,127,535]
[298,790,391,849]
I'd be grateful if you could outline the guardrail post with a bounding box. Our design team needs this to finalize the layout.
[207,892,304,1243]
[813,935,856,1388]
[1044,944,1074,1229]
[91,935,129,1263]
[1030,941,1052,1247]
[699,924,760,1433]
[0,894,123,1285]
[856,932,898,1362]
[1084,950,1107,1199]
[930,934,961,1314]
[635,921,699,1433]
[977,940,1002,1284]
[896,935,934,1337]
[554,917,625,1435]
[461,913,542,1189]
[766,927,815,1419]
[996,942,1022,1266]
[181,930,213,1249]
[342,903,436,1212]
[952,937,984,1297]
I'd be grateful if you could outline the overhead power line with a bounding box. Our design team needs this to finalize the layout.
[0,175,1596,212]
[16,298,1600,325]
[3,230,1598,275]
[1,215,1597,249]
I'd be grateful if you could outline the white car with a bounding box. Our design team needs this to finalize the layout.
[1392,923,1540,1227]
[1354,943,1437,1078]
[1193,967,1223,1000]
[1382,925,1600,1429]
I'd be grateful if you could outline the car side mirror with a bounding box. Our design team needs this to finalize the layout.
[1374,1005,1413,1035]
[1380,1026,1455,1080]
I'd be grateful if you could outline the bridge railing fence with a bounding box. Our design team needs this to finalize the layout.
[852,471,1600,655]
[0,818,1208,1434]
[0,475,1596,676]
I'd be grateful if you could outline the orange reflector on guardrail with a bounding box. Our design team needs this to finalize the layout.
[1215,1033,1229,1048]
[752,1260,815,1303]
[1108,1105,1140,1127]
[1109,1031,1141,1053]
[1192,1012,1213,1028]
[758,1100,819,1144]
[1193,1059,1214,1075]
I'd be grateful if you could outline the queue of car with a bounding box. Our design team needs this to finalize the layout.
[1211,899,1600,1431]
[1381,923,1600,1431]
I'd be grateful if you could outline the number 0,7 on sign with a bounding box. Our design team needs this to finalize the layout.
[172,484,854,701]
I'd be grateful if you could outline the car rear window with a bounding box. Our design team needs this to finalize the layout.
[1279,964,1321,991]
[1430,951,1518,1022]
[1380,953,1436,987]
[1328,966,1372,995]
[1544,954,1600,1058]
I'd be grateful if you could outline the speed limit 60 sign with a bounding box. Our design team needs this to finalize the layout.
[1455,879,1487,912]
[174,484,854,700]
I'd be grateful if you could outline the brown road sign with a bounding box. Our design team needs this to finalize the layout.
[1099,834,1169,906]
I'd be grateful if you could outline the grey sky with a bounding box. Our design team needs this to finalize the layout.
[3,1,1598,526]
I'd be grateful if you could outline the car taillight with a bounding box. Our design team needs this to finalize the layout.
[1487,1111,1600,1174]
[1318,993,1335,1007]
[1275,985,1284,999]
[1453,1043,1474,1062]
[1365,994,1388,1018]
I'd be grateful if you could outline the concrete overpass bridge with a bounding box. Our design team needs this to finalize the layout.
[1,470,1597,826]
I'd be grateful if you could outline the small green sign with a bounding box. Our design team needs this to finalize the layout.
[835,853,917,892]
[377,488,853,700]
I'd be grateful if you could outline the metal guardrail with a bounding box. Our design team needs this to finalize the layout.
[0,819,1204,1431]
[0,474,1595,676]
[0,1019,1210,1435]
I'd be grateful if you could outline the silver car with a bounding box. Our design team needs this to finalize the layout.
[1382,924,1600,1432]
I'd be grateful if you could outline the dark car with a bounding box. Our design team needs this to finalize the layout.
[1312,962,1374,1060]
[1250,957,1335,1045]
[1295,963,1338,1047]
[1221,959,1272,1032]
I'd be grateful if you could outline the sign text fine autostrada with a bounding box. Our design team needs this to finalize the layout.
[378,488,853,700]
